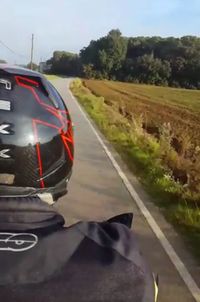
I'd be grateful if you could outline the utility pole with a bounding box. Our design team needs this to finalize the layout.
[30,34,34,70]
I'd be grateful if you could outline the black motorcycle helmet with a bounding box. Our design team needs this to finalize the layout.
[0,65,74,202]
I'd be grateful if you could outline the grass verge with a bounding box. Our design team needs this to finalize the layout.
[70,78,200,263]
[44,74,60,80]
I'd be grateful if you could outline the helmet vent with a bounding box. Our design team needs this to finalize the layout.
[0,174,15,185]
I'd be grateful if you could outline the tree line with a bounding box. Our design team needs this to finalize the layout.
[47,29,200,89]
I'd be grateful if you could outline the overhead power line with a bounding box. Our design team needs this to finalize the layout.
[0,39,28,59]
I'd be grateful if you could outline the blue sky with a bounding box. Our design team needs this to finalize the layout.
[0,0,199,64]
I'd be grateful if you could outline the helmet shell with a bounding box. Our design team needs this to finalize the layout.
[0,65,74,200]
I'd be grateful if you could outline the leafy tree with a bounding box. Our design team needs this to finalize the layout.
[80,29,127,79]
[49,51,81,76]
[132,54,171,85]
[82,64,95,79]
[47,30,200,89]
[26,62,38,71]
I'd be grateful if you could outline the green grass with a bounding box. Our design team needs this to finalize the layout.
[44,74,60,80]
[70,78,200,263]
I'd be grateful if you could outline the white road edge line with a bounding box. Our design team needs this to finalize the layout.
[68,88,200,302]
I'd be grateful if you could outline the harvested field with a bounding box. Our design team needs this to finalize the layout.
[84,80,200,146]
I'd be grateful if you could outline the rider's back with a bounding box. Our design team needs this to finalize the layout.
[0,198,155,302]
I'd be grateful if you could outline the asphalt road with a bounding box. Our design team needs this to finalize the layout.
[53,78,199,302]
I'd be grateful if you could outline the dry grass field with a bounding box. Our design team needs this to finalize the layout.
[84,79,200,146]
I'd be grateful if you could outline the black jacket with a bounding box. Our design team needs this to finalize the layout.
[0,198,155,302]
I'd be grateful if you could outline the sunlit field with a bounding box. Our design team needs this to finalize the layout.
[71,78,200,261]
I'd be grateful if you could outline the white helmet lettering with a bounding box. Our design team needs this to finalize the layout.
[0,233,38,252]
[0,124,10,134]
[0,149,10,159]
[0,79,12,90]
[0,100,11,111]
